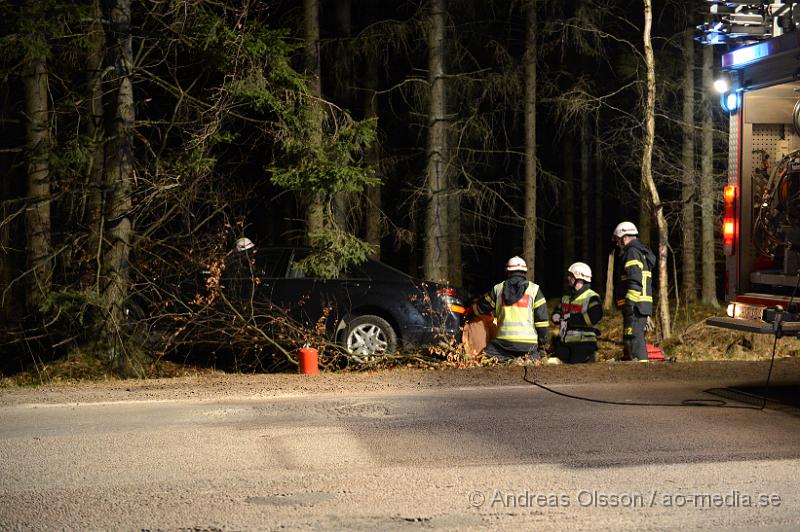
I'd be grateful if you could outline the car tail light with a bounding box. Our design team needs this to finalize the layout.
[723,184,736,256]
[437,287,466,314]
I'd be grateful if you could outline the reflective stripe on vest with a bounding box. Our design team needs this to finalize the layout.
[494,281,540,343]
[623,260,653,304]
[560,288,599,343]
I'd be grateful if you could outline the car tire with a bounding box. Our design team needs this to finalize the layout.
[344,315,398,356]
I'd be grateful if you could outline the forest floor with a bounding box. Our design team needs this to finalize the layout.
[1,303,799,388]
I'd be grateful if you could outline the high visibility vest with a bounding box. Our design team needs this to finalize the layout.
[559,288,600,344]
[494,281,541,344]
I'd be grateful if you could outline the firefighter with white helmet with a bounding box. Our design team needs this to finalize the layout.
[612,221,639,240]
[235,237,255,252]
[612,221,656,361]
[549,262,603,364]
[473,256,549,363]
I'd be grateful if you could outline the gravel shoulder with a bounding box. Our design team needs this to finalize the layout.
[1,357,798,407]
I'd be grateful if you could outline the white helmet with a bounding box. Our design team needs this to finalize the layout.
[613,221,639,239]
[506,256,528,272]
[568,262,592,282]
[235,237,255,252]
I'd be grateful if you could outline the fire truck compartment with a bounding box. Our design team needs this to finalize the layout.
[738,81,800,296]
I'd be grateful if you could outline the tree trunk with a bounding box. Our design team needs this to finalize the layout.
[593,113,605,289]
[522,0,538,279]
[447,174,462,287]
[424,0,449,282]
[642,0,671,338]
[681,29,696,303]
[304,0,325,242]
[638,191,651,247]
[580,115,590,260]
[22,39,52,311]
[102,0,136,373]
[604,252,615,310]
[85,0,105,289]
[332,0,351,231]
[700,44,718,306]
[363,60,381,260]
[562,139,575,270]
[409,215,419,277]
[0,170,14,322]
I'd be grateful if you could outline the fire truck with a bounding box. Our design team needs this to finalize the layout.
[701,1,800,335]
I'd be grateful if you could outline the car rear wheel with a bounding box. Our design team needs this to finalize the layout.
[345,315,398,356]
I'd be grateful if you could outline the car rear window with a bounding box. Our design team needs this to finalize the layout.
[287,261,370,280]
[253,248,292,278]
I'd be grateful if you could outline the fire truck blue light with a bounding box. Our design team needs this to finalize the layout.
[721,92,739,113]
[729,41,770,66]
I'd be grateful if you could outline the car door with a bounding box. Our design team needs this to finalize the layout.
[269,249,369,336]
[219,248,286,308]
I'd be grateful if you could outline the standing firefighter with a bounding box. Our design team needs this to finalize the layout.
[474,256,549,362]
[612,222,656,361]
[550,262,603,364]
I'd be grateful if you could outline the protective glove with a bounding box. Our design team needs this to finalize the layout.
[645,316,656,333]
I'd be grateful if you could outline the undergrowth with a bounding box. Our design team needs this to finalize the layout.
[3,303,799,386]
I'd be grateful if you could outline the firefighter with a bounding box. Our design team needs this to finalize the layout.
[235,237,255,252]
[474,256,549,363]
[550,262,603,364]
[612,221,656,362]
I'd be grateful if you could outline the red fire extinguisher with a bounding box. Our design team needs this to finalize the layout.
[298,345,319,374]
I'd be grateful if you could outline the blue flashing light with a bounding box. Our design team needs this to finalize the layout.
[721,92,739,113]
[726,92,738,111]
[729,41,770,67]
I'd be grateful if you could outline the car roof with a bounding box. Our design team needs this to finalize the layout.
[255,246,415,281]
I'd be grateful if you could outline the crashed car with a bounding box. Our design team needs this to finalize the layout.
[203,246,468,356]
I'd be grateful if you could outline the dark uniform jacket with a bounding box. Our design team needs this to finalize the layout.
[614,238,656,316]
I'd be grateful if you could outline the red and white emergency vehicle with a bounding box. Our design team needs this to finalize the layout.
[702,2,800,334]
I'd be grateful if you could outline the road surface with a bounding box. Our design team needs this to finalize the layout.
[1,363,799,530]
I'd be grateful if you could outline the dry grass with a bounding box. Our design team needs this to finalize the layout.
[0,350,221,387]
[595,303,800,362]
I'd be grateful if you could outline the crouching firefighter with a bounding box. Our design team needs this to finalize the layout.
[474,256,549,362]
[550,262,603,363]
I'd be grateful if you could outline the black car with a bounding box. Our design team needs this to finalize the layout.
[212,247,467,356]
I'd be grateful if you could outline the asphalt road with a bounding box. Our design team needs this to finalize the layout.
[1,374,799,530]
